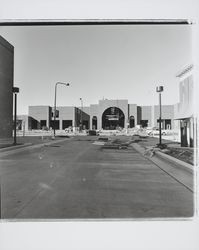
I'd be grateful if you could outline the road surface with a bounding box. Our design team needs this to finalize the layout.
[0,136,194,219]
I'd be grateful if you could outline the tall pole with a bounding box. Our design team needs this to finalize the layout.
[53,82,70,138]
[53,83,57,137]
[12,87,19,145]
[159,91,162,146]
[14,93,17,145]
[156,86,164,147]
[80,98,83,131]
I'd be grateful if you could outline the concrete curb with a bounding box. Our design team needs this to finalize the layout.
[131,143,194,192]
[155,150,193,171]
[0,137,71,157]
[0,143,32,153]
[132,143,193,172]
[132,143,194,172]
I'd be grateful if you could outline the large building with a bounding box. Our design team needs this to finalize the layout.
[17,100,175,131]
[0,36,14,138]
[174,65,196,147]
[26,106,90,130]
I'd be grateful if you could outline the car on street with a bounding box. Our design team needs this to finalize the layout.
[147,127,169,136]
[87,130,100,136]
[138,128,148,138]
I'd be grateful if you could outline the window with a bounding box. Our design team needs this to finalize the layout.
[62,120,72,129]
[40,120,47,128]
[140,120,148,128]
[50,120,60,130]
[92,116,97,130]
[157,119,163,129]
[83,120,89,129]
[129,116,135,128]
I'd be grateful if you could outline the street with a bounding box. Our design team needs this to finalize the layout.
[0,136,194,219]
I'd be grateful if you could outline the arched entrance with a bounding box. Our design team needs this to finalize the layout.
[102,107,125,130]
[129,116,135,128]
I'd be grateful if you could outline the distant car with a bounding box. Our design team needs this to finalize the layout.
[138,128,148,138]
[88,130,99,136]
[148,127,168,136]
[42,126,49,131]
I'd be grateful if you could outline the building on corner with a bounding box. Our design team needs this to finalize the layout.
[0,35,14,139]
[174,64,196,147]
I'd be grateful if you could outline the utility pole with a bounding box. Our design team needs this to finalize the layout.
[53,82,70,137]
[12,87,20,145]
[80,98,83,131]
[156,86,164,147]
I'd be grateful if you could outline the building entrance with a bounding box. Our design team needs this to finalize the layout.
[102,107,125,130]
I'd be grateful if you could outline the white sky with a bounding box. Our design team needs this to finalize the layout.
[0,24,192,114]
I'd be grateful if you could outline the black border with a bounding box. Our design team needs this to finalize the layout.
[0,19,191,26]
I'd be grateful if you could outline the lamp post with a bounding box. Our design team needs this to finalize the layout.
[53,82,70,137]
[12,86,20,145]
[156,86,164,147]
[80,98,83,131]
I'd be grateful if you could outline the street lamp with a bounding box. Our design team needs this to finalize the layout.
[12,86,20,145]
[80,98,83,131]
[156,85,164,147]
[53,82,70,137]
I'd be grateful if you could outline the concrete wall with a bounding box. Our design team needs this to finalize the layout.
[89,104,99,129]
[128,104,137,126]
[77,106,91,129]
[137,106,141,125]
[27,101,176,131]
[175,74,194,119]
[0,36,14,138]
[56,106,74,129]
[154,105,174,128]
[29,106,51,129]
[174,65,194,147]
[16,115,30,131]
[74,107,90,129]
[140,106,152,127]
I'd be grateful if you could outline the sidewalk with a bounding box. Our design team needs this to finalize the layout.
[134,136,195,166]
[131,142,194,192]
[0,135,71,156]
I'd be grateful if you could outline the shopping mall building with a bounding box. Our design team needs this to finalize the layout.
[19,100,174,131]
[15,65,197,148]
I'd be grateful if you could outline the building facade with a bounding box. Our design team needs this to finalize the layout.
[26,106,90,131]
[174,65,196,147]
[140,105,174,129]
[0,35,14,138]
[18,100,175,131]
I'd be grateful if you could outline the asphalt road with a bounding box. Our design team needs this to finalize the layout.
[0,136,194,219]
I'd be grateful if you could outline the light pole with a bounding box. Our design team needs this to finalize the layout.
[12,86,20,145]
[79,98,83,131]
[80,98,83,131]
[53,82,70,137]
[156,86,164,147]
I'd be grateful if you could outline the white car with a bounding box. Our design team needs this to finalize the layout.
[148,128,168,136]
[138,128,148,138]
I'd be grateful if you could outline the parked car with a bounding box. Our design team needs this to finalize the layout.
[148,127,168,136]
[138,128,148,138]
[87,130,99,136]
